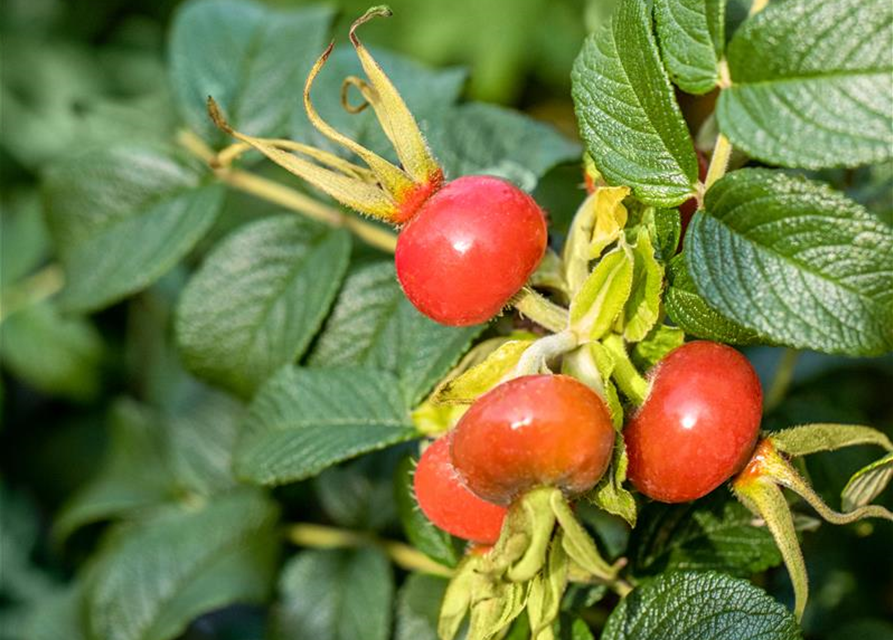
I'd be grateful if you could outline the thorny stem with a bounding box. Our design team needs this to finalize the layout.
[0,264,65,323]
[764,348,799,413]
[510,287,569,333]
[177,130,398,253]
[287,523,454,578]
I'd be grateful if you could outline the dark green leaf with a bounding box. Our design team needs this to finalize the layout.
[235,366,416,485]
[1,484,56,601]
[274,548,393,640]
[1,189,50,288]
[1,301,104,401]
[55,400,175,542]
[24,583,88,640]
[427,102,580,191]
[44,145,224,313]
[654,0,726,94]
[394,573,449,640]
[602,571,802,640]
[314,449,403,531]
[688,169,893,355]
[572,0,698,207]
[717,0,893,168]
[87,488,280,640]
[175,215,351,397]
[169,0,334,142]
[308,262,481,406]
[394,456,462,568]
[631,493,781,577]
[665,253,764,345]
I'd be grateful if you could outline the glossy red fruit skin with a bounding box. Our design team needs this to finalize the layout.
[413,436,507,544]
[450,375,616,505]
[395,175,547,326]
[625,341,763,503]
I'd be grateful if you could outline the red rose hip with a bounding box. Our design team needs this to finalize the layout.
[450,374,615,505]
[413,436,507,544]
[625,341,763,503]
[395,175,547,326]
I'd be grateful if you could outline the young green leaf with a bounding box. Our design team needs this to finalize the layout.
[622,229,664,342]
[175,216,351,398]
[569,248,634,341]
[394,574,449,640]
[688,169,893,355]
[842,452,893,512]
[630,493,781,577]
[717,0,893,168]
[665,253,763,345]
[87,488,280,640]
[235,366,417,485]
[0,301,104,402]
[274,548,393,640]
[632,324,685,370]
[309,262,482,407]
[169,0,334,143]
[587,435,637,527]
[44,145,224,313]
[602,571,802,640]
[572,0,698,207]
[654,0,726,94]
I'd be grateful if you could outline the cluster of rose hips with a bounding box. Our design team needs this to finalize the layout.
[415,340,763,545]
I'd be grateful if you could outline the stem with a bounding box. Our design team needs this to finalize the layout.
[764,349,799,413]
[514,330,579,377]
[286,523,453,578]
[176,130,398,254]
[0,264,66,323]
[510,287,569,333]
[610,578,633,598]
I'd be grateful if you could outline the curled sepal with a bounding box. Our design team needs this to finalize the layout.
[209,7,443,223]
[526,536,569,640]
[842,452,893,512]
[438,556,479,640]
[497,488,559,583]
[733,453,809,621]
[769,423,893,457]
[586,435,637,527]
[550,491,624,581]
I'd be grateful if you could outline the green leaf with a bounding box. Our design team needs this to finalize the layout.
[427,102,581,191]
[688,169,893,355]
[169,0,334,143]
[55,400,175,542]
[665,253,763,345]
[274,548,393,640]
[394,574,449,640]
[87,488,280,640]
[1,484,56,602]
[44,145,224,313]
[569,248,634,341]
[433,339,534,404]
[572,0,698,207]
[24,583,88,640]
[588,435,637,527]
[717,0,893,169]
[632,324,685,370]
[315,450,401,531]
[631,493,781,577]
[603,572,802,640]
[235,366,416,485]
[622,229,665,342]
[1,189,50,288]
[308,262,481,406]
[175,216,351,397]
[394,456,462,568]
[842,452,893,512]
[654,0,726,94]
[0,301,104,401]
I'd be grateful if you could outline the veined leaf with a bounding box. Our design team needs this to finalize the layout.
[622,229,664,342]
[176,216,351,397]
[688,169,893,355]
[842,452,893,512]
[717,0,893,168]
[44,145,223,313]
[235,366,416,485]
[654,0,726,94]
[572,0,698,206]
[570,248,634,341]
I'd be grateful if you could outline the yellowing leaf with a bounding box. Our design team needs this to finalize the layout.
[589,186,630,258]
[432,339,535,404]
[622,228,665,342]
[569,248,634,341]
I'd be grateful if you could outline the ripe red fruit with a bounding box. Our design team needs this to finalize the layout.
[395,175,547,326]
[450,374,615,505]
[625,341,763,503]
[413,436,507,544]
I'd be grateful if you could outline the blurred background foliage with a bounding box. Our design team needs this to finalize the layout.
[1,0,891,639]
